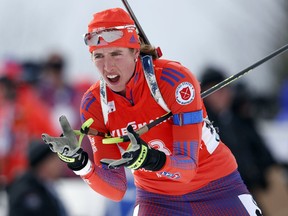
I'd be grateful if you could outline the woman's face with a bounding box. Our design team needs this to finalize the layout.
[92,47,139,95]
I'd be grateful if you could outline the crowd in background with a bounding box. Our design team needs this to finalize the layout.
[199,66,288,215]
[0,53,94,189]
[0,52,96,216]
[0,52,287,215]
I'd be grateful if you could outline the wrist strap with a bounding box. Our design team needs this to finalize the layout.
[127,145,148,170]
[73,159,93,176]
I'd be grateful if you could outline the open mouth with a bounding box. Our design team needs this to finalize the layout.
[107,74,120,83]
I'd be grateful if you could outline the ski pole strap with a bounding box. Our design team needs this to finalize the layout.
[173,110,203,126]
[141,55,170,112]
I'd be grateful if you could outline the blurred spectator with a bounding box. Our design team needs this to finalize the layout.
[0,76,17,188]
[199,66,278,214]
[72,79,94,153]
[6,140,68,216]
[275,80,288,122]
[21,60,43,89]
[38,53,78,130]
[0,58,57,187]
[38,53,95,177]
[231,82,278,190]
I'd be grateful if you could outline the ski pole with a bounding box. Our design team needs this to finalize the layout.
[121,0,162,58]
[121,0,150,45]
[101,43,288,144]
[201,43,288,98]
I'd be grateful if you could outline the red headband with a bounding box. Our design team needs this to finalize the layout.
[87,8,140,53]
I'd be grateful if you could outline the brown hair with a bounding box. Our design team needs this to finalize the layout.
[128,43,158,60]
[140,44,158,59]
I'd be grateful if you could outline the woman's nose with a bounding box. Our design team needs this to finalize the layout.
[103,57,115,72]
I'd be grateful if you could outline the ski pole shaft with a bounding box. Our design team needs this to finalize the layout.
[201,43,288,98]
[121,0,150,45]
[121,0,162,58]
[102,43,288,144]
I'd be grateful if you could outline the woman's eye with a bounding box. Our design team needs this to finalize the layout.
[111,52,122,56]
[93,55,101,59]
[93,54,103,60]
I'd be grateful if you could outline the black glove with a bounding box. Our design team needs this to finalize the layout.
[101,125,166,171]
[42,115,92,171]
[57,148,89,171]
